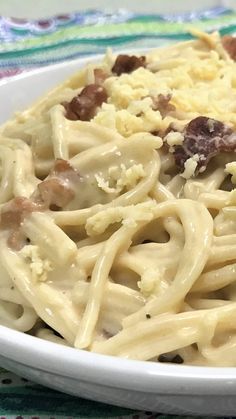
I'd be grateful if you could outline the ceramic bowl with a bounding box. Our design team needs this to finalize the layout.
[1,56,236,416]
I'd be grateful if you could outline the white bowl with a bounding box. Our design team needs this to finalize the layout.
[1,56,236,416]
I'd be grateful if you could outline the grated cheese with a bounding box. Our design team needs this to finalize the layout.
[92,33,236,138]
[225,162,236,184]
[164,131,184,146]
[86,201,155,236]
[95,163,146,195]
[20,245,53,282]
[138,268,159,297]
[181,154,200,179]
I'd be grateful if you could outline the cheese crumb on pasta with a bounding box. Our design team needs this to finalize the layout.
[225,162,236,184]
[138,268,159,297]
[181,154,200,179]
[95,163,146,194]
[86,202,155,236]
[20,245,53,282]
[164,131,184,146]
[93,102,167,137]
[117,163,145,189]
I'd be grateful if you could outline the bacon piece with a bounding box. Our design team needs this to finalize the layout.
[1,197,42,229]
[0,160,79,250]
[222,35,236,61]
[38,159,79,209]
[7,230,25,251]
[173,116,236,174]
[152,93,176,117]
[94,68,108,85]
[112,54,146,76]
[38,179,74,209]
[63,84,108,121]
[51,158,80,185]
[0,197,44,250]
[52,158,73,175]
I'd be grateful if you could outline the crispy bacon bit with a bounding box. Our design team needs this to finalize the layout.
[63,84,108,121]
[0,160,79,250]
[222,35,236,61]
[0,197,44,250]
[152,93,176,117]
[112,54,146,76]
[38,159,79,209]
[1,197,42,229]
[94,68,108,85]
[51,158,80,185]
[38,179,74,209]
[173,116,236,174]
[52,158,73,175]
[151,130,160,137]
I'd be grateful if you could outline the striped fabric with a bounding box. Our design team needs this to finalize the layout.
[0,6,236,78]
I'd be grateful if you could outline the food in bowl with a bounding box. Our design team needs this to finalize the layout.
[1,30,236,367]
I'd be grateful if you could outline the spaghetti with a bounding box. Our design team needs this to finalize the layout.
[1,31,236,366]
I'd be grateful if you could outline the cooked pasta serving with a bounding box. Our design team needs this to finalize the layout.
[1,30,236,366]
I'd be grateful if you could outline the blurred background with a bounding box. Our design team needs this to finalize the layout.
[0,0,235,17]
[1,0,236,79]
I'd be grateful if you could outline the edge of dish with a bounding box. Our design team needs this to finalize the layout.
[1,50,236,397]
[1,324,236,395]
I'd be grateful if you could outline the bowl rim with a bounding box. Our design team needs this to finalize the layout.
[0,46,148,86]
[1,324,236,396]
[0,53,104,86]
[1,54,236,397]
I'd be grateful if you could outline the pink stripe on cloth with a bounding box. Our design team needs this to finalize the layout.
[0,68,24,79]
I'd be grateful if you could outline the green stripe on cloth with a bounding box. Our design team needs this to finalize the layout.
[1,8,236,75]
[1,13,236,53]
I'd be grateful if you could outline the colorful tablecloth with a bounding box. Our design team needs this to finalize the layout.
[1,6,236,79]
[0,6,236,418]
